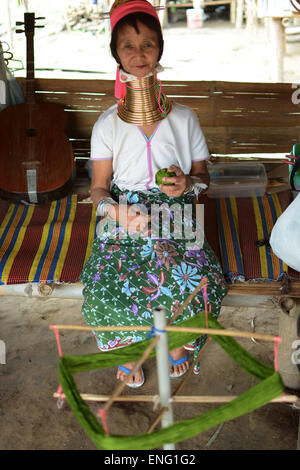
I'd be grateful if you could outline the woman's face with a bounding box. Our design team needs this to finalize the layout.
[116,20,160,78]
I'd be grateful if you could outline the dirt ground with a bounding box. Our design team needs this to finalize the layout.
[0,296,299,451]
[1,7,300,452]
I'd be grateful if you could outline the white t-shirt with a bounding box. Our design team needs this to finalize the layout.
[90,101,210,192]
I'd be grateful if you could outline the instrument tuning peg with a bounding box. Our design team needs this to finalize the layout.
[16,29,25,34]
[36,17,46,20]
[16,21,24,26]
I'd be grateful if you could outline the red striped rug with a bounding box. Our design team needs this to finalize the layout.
[0,195,96,284]
[200,190,300,281]
[0,191,299,285]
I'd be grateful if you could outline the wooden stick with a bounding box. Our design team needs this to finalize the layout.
[147,407,169,434]
[100,280,205,427]
[50,324,279,343]
[173,342,210,397]
[53,392,299,405]
[167,278,207,325]
[51,279,211,430]
[102,335,160,413]
[147,341,210,434]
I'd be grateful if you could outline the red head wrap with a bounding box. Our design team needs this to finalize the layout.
[110,0,160,31]
[110,0,161,100]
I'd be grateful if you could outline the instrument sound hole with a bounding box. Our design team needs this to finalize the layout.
[26,128,38,137]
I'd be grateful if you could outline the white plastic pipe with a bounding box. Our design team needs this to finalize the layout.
[153,306,175,450]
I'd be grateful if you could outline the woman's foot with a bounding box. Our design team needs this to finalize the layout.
[117,362,145,388]
[169,346,190,378]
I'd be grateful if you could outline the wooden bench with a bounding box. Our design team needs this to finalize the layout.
[16,78,300,163]
[15,76,300,308]
[8,78,300,407]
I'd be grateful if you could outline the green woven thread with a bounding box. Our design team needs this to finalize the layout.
[62,314,274,379]
[57,312,283,450]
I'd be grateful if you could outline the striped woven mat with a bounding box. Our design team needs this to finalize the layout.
[201,190,300,282]
[0,195,96,285]
[0,191,299,285]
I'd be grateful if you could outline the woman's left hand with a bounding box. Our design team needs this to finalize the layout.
[159,165,190,197]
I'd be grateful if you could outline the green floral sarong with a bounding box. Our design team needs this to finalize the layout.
[80,185,227,359]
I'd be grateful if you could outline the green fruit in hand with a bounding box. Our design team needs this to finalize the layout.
[155,168,176,186]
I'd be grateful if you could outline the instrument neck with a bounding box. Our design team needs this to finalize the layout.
[26,31,35,104]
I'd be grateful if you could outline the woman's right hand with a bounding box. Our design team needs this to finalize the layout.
[107,204,150,236]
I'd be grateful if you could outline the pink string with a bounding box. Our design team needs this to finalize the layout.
[98,409,109,435]
[203,280,208,325]
[281,393,287,402]
[202,278,212,342]
[273,337,286,403]
[50,324,63,358]
[273,336,282,372]
[282,154,297,165]
[115,67,126,100]
[156,78,166,115]
[56,385,65,408]
[285,154,297,160]
[50,325,65,407]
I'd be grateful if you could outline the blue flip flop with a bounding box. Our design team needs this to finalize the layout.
[169,353,189,378]
[118,365,145,388]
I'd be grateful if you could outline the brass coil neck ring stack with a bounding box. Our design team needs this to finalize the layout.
[117,74,172,125]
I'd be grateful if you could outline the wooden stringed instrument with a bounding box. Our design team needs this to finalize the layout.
[0,13,74,204]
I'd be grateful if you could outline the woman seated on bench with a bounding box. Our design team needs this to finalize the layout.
[80,0,227,388]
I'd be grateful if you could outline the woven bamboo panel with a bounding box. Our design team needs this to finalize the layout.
[16,78,300,157]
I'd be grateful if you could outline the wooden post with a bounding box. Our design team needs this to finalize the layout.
[158,0,168,29]
[268,17,285,82]
[278,296,300,451]
[230,0,237,24]
[153,307,175,450]
[6,0,14,48]
[235,0,244,28]
[278,296,300,391]
[245,0,257,31]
